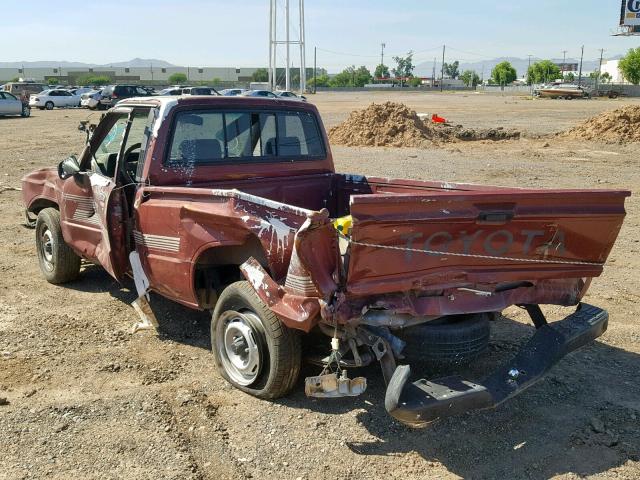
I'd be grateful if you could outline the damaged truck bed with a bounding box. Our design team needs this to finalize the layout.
[22,96,630,427]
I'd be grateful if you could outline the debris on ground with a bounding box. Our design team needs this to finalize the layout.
[328,102,520,147]
[563,105,640,143]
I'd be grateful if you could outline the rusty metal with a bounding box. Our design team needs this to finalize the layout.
[305,370,367,398]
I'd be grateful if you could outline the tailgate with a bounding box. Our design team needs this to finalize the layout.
[346,189,629,296]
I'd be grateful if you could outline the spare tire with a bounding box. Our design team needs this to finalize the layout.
[398,313,491,365]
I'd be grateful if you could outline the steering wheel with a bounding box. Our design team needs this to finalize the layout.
[122,142,141,179]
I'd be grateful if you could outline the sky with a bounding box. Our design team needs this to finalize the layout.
[2,0,639,71]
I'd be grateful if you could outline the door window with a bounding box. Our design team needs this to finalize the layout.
[94,115,129,177]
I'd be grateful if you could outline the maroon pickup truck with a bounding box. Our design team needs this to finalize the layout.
[22,96,630,427]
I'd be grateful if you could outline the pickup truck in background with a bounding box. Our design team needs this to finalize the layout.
[22,96,630,427]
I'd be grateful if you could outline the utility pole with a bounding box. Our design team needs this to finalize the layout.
[313,46,317,94]
[380,43,386,67]
[299,0,306,92]
[268,0,273,89]
[577,45,584,87]
[432,57,436,88]
[595,48,604,92]
[440,45,445,92]
[271,0,277,89]
[562,50,567,76]
[285,0,290,91]
[527,54,533,94]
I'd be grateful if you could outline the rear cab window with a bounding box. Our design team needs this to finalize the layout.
[166,109,325,165]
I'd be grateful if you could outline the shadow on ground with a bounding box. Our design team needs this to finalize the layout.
[65,265,640,479]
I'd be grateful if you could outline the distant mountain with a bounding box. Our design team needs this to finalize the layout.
[104,58,176,68]
[0,58,177,69]
[414,55,623,78]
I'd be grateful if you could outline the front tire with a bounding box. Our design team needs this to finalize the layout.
[211,281,301,399]
[35,208,81,284]
[45,101,54,110]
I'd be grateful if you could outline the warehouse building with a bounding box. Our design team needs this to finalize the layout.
[0,66,263,85]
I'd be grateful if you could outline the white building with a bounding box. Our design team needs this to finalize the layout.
[600,59,626,83]
[0,66,263,85]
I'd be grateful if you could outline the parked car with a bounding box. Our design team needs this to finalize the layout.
[0,91,30,117]
[96,85,153,110]
[220,88,246,96]
[240,89,278,98]
[22,96,630,428]
[158,87,185,96]
[80,89,103,109]
[2,82,46,96]
[29,89,80,110]
[181,86,219,95]
[69,87,94,97]
[274,90,307,101]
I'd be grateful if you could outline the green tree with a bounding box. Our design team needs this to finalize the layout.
[619,47,640,85]
[460,70,480,87]
[526,60,561,84]
[392,51,415,87]
[309,74,330,87]
[47,77,58,85]
[409,77,422,87]
[443,61,460,79]
[353,65,372,86]
[10,77,20,82]
[491,61,517,85]
[76,74,111,86]
[169,72,188,85]
[565,72,575,82]
[601,72,612,84]
[251,68,269,82]
[374,64,390,79]
[329,65,372,87]
[212,78,223,86]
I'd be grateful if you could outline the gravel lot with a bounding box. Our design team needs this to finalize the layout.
[1,92,639,480]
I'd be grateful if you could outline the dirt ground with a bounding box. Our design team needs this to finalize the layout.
[1,92,639,480]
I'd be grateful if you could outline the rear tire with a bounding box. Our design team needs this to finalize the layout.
[211,281,301,399]
[399,313,491,365]
[35,208,81,284]
[45,101,54,110]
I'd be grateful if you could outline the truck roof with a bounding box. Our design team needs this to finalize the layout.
[116,95,318,112]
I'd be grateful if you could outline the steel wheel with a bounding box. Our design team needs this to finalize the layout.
[216,310,263,386]
[45,101,54,110]
[39,226,55,272]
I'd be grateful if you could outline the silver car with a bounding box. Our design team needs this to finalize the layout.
[0,92,30,117]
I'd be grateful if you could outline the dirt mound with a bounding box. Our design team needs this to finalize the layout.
[328,102,520,147]
[564,105,640,143]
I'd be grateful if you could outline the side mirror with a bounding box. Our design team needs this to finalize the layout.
[58,155,81,180]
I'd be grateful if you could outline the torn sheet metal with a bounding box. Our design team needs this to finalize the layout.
[239,257,321,332]
[132,295,159,334]
[129,251,150,299]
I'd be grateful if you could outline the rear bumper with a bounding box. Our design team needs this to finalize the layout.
[385,303,608,427]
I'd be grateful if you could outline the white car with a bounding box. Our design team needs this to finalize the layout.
[274,90,307,101]
[29,89,81,110]
[70,87,94,97]
[0,91,30,117]
[80,89,103,109]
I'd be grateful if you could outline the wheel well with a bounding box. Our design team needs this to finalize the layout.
[193,237,269,309]
[28,199,58,215]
